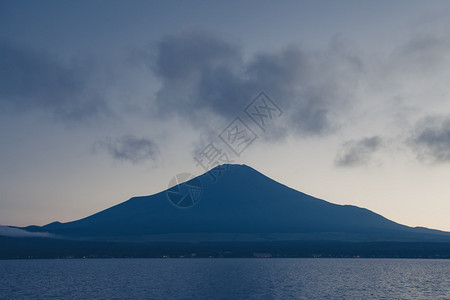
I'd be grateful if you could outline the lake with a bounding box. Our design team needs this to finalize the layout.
[0,258,449,299]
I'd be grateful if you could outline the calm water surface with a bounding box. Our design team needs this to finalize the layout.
[0,258,449,299]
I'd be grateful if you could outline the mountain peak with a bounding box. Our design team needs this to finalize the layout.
[200,163,268,185]
[211,163,253,170]
[208,163,260,176]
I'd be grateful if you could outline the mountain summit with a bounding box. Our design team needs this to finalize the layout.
[27,164,450,242]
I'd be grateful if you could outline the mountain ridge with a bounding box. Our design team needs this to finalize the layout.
[16,164,450,243]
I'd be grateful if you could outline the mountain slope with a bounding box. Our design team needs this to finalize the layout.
[27,164,450,242]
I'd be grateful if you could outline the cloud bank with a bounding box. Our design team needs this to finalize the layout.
[3,28,450,167]
[151,32,362,137]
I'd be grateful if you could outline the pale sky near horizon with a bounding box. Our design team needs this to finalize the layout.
[1,0,450,231]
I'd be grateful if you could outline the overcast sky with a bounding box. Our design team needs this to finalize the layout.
[1,0,450,231]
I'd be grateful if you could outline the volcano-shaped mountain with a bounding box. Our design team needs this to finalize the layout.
[22,164,450,243]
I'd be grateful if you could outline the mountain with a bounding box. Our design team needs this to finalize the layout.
[22,164,450,243]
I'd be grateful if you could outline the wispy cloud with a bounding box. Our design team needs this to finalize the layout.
[335,136,383,167]
[409,115,450,163]
[99,135,159,164]
[0,225,54,238]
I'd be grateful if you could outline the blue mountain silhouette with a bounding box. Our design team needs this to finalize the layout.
[25,164,450,242]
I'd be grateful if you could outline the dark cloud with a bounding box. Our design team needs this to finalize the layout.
[100,135,159,164]
[153,31,248,120]
[247,40,363,136]
[0,32,363,138]
[335,136,382,167]
[0,40,110,121]
[409,116,450,163]
[151,32,363,137]
[154,31,240,83]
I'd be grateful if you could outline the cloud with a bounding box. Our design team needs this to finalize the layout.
[409,116,450,163]
[248,39,363,136]
[335,136,382,167]
[0,225,54,238]
[152,31,247,120]
[394,34,450,75]
[0,40,110,121]
[151,32,363,137]
[99,135,159,164]
[0,32,364,142]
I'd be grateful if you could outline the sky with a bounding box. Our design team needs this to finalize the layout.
[1,0,450,231]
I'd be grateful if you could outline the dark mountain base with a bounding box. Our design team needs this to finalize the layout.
[1,236,450,259]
